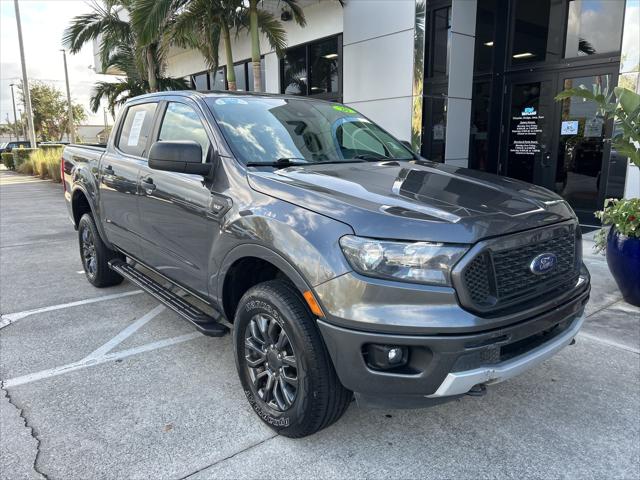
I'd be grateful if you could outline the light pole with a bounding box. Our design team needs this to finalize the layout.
[61,49,75,143]
[13,0,37,147]
[9,83,20,140]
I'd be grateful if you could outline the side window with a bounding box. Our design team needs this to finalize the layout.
[117,103,157,157]
[158,102,211,163]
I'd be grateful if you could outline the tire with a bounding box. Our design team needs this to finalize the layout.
[234,280,352,438]
[78,213,124,288]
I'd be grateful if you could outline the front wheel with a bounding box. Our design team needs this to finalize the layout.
[78,213,124,288]
[234,280,352,437]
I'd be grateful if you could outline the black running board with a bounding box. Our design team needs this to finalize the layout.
[109,259,228,337]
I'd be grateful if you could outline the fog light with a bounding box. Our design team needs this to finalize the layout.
[366,344,408,370]
[388,347,403,364]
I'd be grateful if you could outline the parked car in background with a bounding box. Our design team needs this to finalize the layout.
[62,91,590,437]
[0,140,31,153]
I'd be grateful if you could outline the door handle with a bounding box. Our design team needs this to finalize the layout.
[541,152,552,167]
[140,177,156,194]
[102,165,115,183]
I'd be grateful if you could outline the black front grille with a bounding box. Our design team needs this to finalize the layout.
[461,225,579,312]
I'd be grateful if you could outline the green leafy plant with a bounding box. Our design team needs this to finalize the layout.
[593,198,640,253]
[555,86,640,168]
[12,148,37,170]
[1,152,15,170]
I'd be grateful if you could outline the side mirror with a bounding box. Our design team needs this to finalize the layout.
[148,140,211,176]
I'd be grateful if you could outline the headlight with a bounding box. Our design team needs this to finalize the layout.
[339,235,467,286]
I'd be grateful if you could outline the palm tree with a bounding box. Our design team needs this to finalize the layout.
[89,44,187,114]
[243,1,305,92]
[63,0,186,107]
[133,0,243,91]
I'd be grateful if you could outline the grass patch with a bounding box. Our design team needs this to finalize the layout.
[14,147,63,182]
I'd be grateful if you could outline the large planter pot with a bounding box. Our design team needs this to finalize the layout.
[606,227,640,307]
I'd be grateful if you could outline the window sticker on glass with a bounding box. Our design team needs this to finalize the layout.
[584,118,603,138]
[560,120,579,136]
[127,110,147,146]
[332,105,356,114]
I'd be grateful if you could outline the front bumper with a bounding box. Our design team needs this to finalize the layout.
[317,274,589,402]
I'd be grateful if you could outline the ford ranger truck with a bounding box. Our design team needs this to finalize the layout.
[62,91,590,437]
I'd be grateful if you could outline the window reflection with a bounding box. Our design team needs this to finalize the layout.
[282,46,308,96]
[159,103,211,163]
[206,97,413,165]
[565,0,625,57]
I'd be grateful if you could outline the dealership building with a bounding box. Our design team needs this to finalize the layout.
[163,0,640,226]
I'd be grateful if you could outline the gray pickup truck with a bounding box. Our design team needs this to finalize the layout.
[63,91,590,437]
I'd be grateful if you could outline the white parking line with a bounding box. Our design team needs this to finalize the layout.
[577,331,640,355]
[3,332,202,388]
[0,290,143,329]
[82,304,165,361]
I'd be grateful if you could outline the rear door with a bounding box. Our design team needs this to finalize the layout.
[136,99,219,297]
[99,101,158,258]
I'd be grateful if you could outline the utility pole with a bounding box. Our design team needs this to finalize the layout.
[61,49,75,143]
[14,0,37,148]
[9,83,20,140]
[5,114,14,141]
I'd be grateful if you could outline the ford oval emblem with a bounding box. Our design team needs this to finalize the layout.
[529,253,557,275]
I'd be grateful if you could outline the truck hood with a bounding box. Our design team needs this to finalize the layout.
[247,160,576,244]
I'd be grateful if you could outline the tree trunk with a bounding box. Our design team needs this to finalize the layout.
[146,46,158,93]
[222,24,236,91]
[250,0,261,92]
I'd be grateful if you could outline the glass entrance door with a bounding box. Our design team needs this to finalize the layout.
[501,68,619,226]
[553,69,616,225]
[501,74,559,188]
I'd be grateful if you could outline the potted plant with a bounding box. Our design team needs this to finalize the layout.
[555,86,639,306]
[594,198,640,306]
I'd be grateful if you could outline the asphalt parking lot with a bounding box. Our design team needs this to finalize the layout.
[1,168,639,479]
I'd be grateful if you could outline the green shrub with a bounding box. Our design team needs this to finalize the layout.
[1,152,14,170]
[13,148,37,172]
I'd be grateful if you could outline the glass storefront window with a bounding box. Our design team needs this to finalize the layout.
[564,0,625,57]
[420,95,447,161]
[210,67,226,90]
[474,0,497,72]
[192,72,208,91]
[282,46,308,96]
[309,36,339,96]
[234,63,247,91]
[511,0,552,64]
[247,58,266,92]
[281,35,342,100]
[469,81,492,172]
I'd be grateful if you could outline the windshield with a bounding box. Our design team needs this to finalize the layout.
[205,96,414,165]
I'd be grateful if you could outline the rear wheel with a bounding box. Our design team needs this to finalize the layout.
[234,280,352,437]
[78,213,123,287]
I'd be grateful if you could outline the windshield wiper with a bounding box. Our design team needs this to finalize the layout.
[246,157,371,168]
[246,157,309,168]
[352,154,390,161]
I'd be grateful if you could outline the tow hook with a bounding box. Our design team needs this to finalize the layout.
[466,384,487,397]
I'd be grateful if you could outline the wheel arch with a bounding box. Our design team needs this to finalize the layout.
[218,244,313,322]
[71,186,113,248]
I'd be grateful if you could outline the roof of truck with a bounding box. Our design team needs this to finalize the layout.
[129,90,337,104]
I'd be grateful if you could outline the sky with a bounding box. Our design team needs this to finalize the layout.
[0,0,114,126]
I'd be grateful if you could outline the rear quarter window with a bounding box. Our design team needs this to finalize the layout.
[117,103,157,157]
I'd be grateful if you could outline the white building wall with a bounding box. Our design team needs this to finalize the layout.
[444,0,477,167]
[164,0,343,92]
[342,0,415,142]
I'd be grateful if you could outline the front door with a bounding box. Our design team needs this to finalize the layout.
[136,100,219,298]
[501,73,559,190]
[552,67,617,225]
[501,68,618,226]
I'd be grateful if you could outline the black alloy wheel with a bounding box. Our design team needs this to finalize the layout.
[244,312,299,412]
